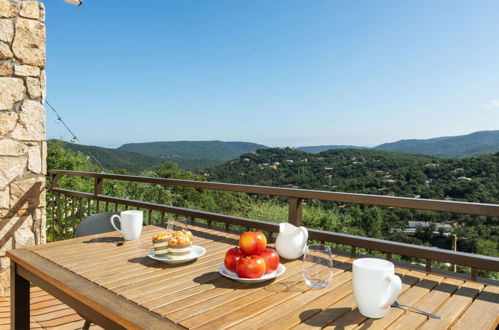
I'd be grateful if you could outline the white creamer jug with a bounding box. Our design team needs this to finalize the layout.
[275,223,308,260]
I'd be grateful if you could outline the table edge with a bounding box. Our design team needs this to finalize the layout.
[7,248,182,330]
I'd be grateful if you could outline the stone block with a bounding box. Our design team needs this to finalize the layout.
[26,76,40,98]
[0,215,20,255]
[15,226,35,247]
[0,41,12,59]
[28,143,41,173]
[19,1,38,19]
[40,68,45,101]
[9,176,45,209]
[0,18,14,42]
[0,256,8,271]
[14,63,39,76]
[0,257,9,295]
[0,138,27,156]
[32,206,43,244]
[39,1,44,21]
[0,0,17,18]
[0,62,11,75]
[0,187,8,208]
[35,207,45,243]
[11,100,45,140]
[12,17,45,67]
[0,111,17,136]
[0,77,24,110]
[0,156,25,189]
[0,235,12,257]
[41,140,46,174]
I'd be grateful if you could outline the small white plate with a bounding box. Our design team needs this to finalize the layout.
[148,245,206,264]
[218,263,286,283]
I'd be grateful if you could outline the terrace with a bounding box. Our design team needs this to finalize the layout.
[1,0,499,328]
[10,169,494,329]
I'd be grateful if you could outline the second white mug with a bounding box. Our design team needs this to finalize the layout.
[110,210,143,240]
[353,258,402,318]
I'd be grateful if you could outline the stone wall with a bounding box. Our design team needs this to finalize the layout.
[0,0,46,295]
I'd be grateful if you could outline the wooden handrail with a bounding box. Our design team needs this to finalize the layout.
[49,170,499,217]
[49,185,499,273]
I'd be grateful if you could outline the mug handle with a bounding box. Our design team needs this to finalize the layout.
[380,274,402,309]
[110,214,122,233]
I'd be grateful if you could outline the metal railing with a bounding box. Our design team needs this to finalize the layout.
[48,170,499,281]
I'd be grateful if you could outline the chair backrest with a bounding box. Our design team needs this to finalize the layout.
[74,212,120,238]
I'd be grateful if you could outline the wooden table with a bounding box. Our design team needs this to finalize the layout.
[7,224,499,329]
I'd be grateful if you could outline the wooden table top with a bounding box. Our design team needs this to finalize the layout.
[20,224,499,329]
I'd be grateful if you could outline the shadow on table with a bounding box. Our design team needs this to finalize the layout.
[299,307,352,326]
[127,256,197,268]
[82,237,124,244]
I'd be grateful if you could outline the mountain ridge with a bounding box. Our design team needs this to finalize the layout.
[375,130,499,158]
[118,140,268,160]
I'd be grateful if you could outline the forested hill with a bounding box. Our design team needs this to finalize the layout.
[118,140,268,160]
[375,130,499,158]
[58,140,223,173]
[59,140,164,173]
[297,145,365,153]
[205,148,499,204]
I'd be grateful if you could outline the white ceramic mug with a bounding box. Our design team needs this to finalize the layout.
[353,258,402,318]
[110,210,143,240]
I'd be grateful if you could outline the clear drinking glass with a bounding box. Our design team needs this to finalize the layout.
[302,244,333,288]
[166,218,189,233]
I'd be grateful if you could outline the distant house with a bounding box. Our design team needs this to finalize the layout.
[457,176,472,181]
[402,221,452,233]
[324,167,333,170]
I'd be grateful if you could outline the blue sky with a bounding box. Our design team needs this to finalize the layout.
[44,0,499,148]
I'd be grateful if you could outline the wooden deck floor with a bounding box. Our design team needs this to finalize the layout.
[0,286,102,330]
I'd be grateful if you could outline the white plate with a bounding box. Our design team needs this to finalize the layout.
[218,263,286,283]
[148,245,206,264]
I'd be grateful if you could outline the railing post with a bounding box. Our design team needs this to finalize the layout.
[94,178,103,196]
[351,246,357,258]
[50,172,59,190]
[471,268,478,281]
[426,259,432,273]
[288,197,303,226]
[94,178,103,213]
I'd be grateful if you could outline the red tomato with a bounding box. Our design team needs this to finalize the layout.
[239,232,267,255]
[259,248,280,274]
[224,247,245,272]
[236,255,266,278]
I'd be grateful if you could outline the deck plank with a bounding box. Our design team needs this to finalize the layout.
[386,277,463,330]
[419,280,484,330]
[451,284,499,330]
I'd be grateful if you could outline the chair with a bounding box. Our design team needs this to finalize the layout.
[74,212,119,329]
[74,212,120,238]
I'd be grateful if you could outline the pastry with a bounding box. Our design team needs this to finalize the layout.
[168,230,193,259]
[152,232,170,257]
